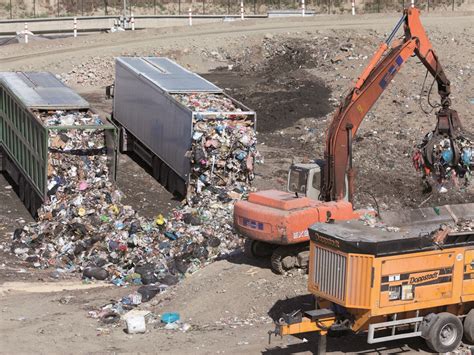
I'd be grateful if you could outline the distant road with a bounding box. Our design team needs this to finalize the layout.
[0,12,472,68]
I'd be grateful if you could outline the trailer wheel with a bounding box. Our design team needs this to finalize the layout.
[24,182,31,211]
[176,178,186,198]
[463,309,474,343]
[152,157,162,180]
[18,176,25,202]
[168,170,177,195]
[160,164,169,188]
[30,193,40,219]
[426,312,463,353]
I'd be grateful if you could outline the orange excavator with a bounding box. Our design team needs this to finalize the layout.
[234,7,463,273]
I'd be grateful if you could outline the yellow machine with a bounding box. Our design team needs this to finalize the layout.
[270,203,474,353]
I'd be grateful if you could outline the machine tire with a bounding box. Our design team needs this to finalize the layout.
[271,245,309,274]
[271,250,285,274]
[271,246,295,274]
[425,312,463,353]
[463,309,474,343]
[244,239,274,258]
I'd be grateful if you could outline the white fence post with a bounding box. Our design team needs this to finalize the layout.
[73,17,77,37]
[351,0,355,15]
[302,0,305,16]
[240,0,244,20]
[189,7,192,26]
[24,23,28,44]
[131,13,135,30]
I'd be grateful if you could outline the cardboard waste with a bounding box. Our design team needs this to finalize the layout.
[9,104,259,286]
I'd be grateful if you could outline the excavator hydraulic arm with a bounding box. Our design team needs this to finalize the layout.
[321,8,462,203]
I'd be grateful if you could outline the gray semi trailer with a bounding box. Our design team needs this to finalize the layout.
[111,57,256,197]
[0,72,117,217]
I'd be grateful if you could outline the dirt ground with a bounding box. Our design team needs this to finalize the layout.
[1,12,473,354]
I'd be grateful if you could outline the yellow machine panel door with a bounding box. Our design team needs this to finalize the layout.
[379,252,455,308]
[462,249,474,296]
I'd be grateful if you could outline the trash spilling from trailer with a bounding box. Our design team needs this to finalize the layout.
[171,93,259,201]
[10,105,258,285]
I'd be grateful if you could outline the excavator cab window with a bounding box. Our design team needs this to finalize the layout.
[312,169,321,190]
[288,166,309,195]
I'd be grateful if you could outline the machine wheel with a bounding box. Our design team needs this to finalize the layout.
[271,245,308,274]
[463,309,474,343]
[244,239,274,258]
[425,312,463,353]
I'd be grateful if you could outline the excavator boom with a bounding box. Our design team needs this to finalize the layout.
[233,7,465,274]
[321,8,462,203]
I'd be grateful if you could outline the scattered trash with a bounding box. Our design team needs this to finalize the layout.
[161,318,191,332]
[171,92,259,202]
[83,267,109,281]
[121,292,142,306]
[124,312,147,334]
[161,312,180,324]
[360,213,400,232]
[9,104,260,284]
[137,285,162,302]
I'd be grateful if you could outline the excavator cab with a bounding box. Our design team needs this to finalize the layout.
[287,162,323,200]
[288,160,348,201]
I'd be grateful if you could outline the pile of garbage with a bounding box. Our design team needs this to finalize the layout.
[413,133,473,193]
[10,109,255,285]
[36,109,103,126]
[452,219,474,233]
[431,218,474,245]
[172,93,243,114]
[360,213,400,232]
[172,93,258,200]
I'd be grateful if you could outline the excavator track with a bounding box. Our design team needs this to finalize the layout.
[244,239,275,258]
[271,244,310,274]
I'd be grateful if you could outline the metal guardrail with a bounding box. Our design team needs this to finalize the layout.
[0,13,269,37]
[0,14,267,24]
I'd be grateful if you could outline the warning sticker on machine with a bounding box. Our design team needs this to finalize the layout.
[292,230,309,239]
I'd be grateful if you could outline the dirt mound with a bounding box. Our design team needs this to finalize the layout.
[204,33,474,211]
